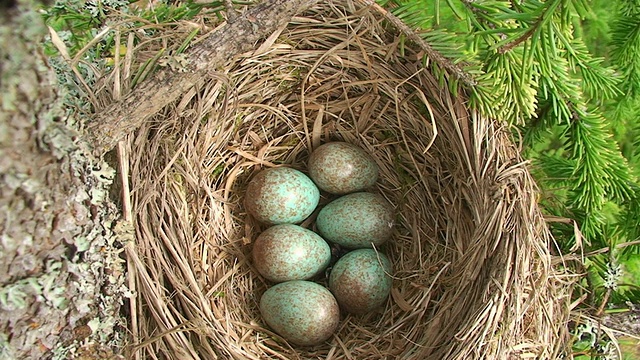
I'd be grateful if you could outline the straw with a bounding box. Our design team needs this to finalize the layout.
[84,1,572,358]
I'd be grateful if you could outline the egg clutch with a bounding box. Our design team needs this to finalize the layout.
[244,142,394,346]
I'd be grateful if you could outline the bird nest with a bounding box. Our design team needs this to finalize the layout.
[90,1,572,359]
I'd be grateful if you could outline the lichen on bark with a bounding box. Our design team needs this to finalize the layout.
[0,1,127,359]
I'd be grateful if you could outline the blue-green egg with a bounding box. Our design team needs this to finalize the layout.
[316,192,394,249]
[244,167,320,225]
[329,249,392,314]
[308,142,378,195]
[252,224,331,283]
[259,280,340,346]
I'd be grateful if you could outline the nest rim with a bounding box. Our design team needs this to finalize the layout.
[84,1,572,359]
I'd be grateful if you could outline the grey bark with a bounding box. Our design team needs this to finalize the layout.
[0,2,126,359]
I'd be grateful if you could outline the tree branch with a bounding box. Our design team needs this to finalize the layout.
[88,0,478,155]
[358,0,477,87]
[224,0,240,22]
[87,0,320,156]
[499,26,535,54]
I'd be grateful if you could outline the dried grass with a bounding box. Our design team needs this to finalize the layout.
[90,1,573,358]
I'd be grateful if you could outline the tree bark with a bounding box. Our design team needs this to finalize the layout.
[87,0,320,156]
[0,2,126,358]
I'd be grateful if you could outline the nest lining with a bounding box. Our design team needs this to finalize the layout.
[90,1,571,359]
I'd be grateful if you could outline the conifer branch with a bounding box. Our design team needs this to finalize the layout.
[497,0,561,53]
[362,0,477,86]
[499,27,535,54]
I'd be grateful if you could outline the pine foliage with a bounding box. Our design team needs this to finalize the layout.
[379,0,640,241]
[379,0,640,354]
[610,1,640,98]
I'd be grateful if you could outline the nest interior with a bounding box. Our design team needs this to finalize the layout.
[100,1,572,359]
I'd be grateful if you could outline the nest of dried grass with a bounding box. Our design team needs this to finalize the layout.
[93,1,572,358]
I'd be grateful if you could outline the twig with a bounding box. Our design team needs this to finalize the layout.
[117,140,139,360]
[499,26,535,54]
[596,289,611,317]
[357,0,477,87]
[225,0,239,23]
[584,239,640,257]
[89,0,479,155]
[112,40,139,359]
[498,0,560,53]
[87,0,321,156]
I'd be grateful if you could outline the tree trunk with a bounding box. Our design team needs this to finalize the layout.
[0,2,126,359]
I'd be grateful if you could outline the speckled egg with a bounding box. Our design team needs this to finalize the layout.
[308,142,379,194]
[316,192,394,249]
[244,167,320,225]
[252,224,331,283]
[329,249,392,314]
[259,280,340,346]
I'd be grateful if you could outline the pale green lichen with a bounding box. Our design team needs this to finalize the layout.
[0,2,127,358]
[0,332,17,360]
[40,261,68,310]
[50,344,70,360]
[0,261,68,312]
[158,53,191,72]
[89,162,116,205]
[0,278,37,311]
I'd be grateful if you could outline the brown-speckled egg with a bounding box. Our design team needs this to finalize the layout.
[244,167,320,225]
[259,280,340,346]
[252,224,331,283]
[308,142,378,194]
[329,249,392,314]
[316,192,394,249]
